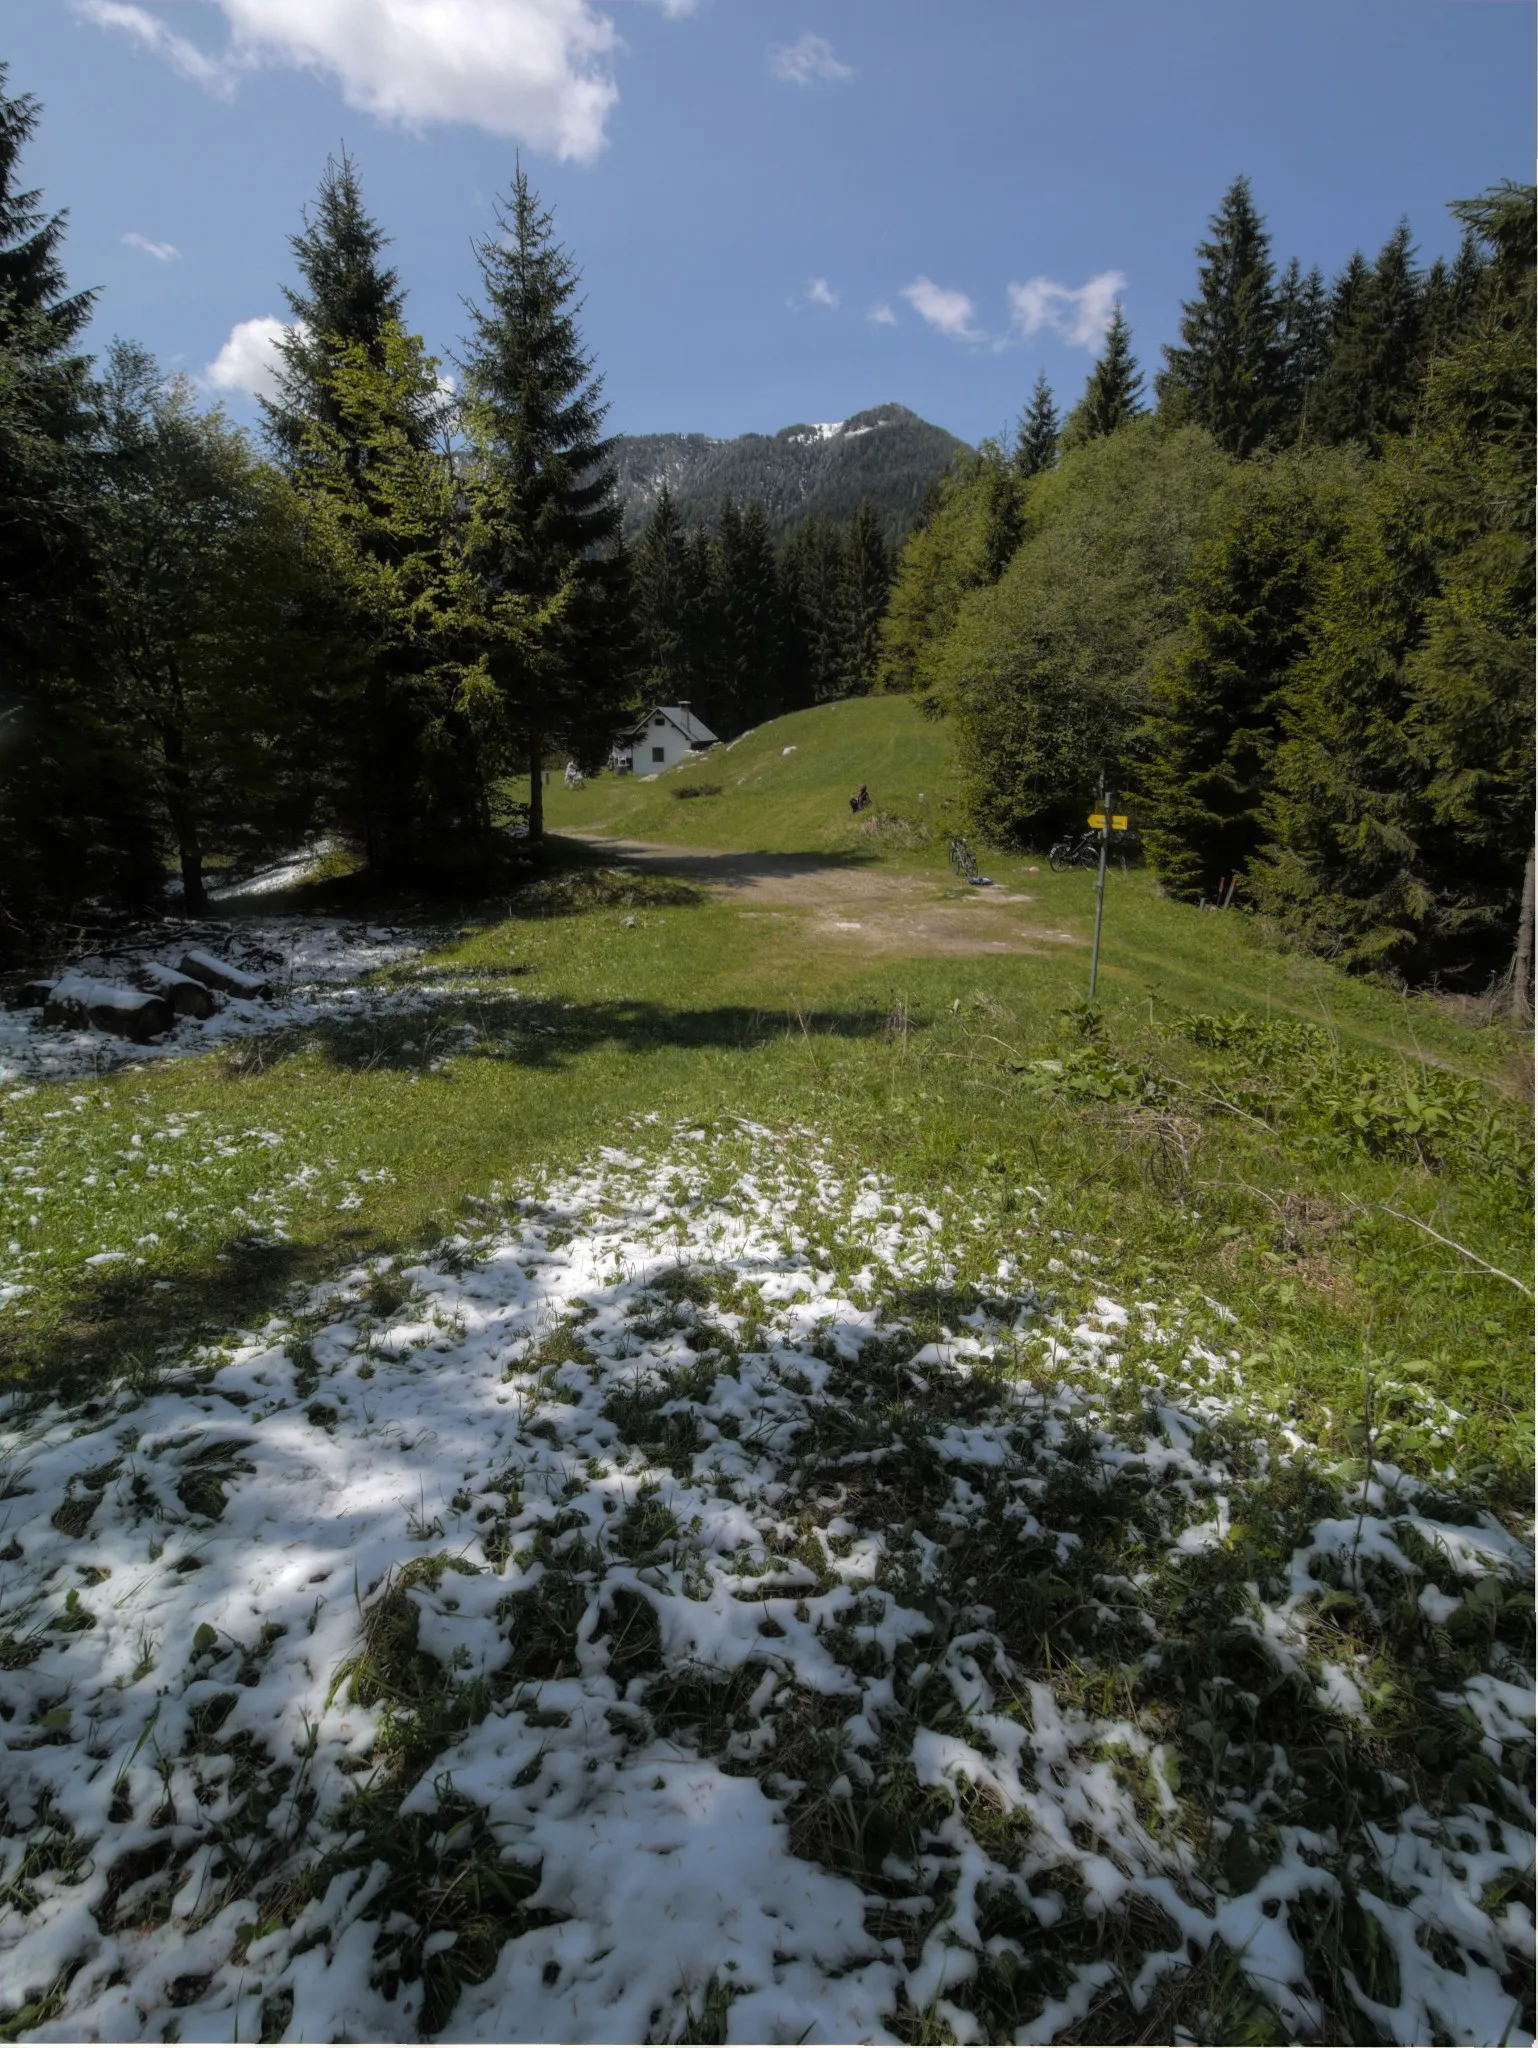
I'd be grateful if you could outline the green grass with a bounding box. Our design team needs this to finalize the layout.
[542,694,961,851]
[2,702,1531,1507]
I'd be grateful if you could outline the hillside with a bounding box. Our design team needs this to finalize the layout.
[543,696,960,852]
[611,402,971,543]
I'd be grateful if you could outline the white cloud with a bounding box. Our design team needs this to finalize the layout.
[77,1,234,91]
[900,276,981,343]
[78,0,639,161]
[1007,269,1126,351]
[867,301,896,326]
[768,32,853,85]
[804,276,839,310]
[122,231,182,262]
[204,316,290,402]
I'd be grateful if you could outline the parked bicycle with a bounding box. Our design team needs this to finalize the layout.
[1047,830,1103,872]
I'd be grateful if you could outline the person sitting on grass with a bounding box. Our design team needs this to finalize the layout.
[849,784,871,815]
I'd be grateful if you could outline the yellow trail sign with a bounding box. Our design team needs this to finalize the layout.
[1112,814,1128,831]
[1088,812,1105,828]
[1088,813,1129,830]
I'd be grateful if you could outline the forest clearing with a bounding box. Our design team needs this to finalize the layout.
[2,702,1532,2045]
[2,19,1532,2037]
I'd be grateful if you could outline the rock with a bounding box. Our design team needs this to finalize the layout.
[43,975,172,1041]
[177,949,269,999]
[137,962,218,1019]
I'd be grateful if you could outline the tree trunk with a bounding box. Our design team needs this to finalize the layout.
[1510,839,1535,1022]
[529,732,544,845]
[160,717,206,916]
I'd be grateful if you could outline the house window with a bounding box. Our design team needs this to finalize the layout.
[652,746,665,763]
[653,714,666,725]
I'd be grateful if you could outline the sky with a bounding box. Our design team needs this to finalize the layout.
[6,1,1534,447]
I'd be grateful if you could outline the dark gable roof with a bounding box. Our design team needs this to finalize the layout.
[623,704,719,746]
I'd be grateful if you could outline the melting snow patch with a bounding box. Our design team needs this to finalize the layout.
[0,917,450,1083]
[0,1121,1529,2044]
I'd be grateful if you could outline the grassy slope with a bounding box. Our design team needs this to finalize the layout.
[542,695,961,852]
[2,698,1531,1501]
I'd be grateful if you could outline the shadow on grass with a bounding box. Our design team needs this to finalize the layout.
[233,991,902,1079]
[0,1235,337,1406]
[550,839,885,893]
[1,994,911,1401]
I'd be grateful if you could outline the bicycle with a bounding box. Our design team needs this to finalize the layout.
[1048,831,1102,872]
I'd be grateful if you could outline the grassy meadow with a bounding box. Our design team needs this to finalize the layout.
[6,700,1528,1494]
[1,696,1532,2043]
[542,694,962,851]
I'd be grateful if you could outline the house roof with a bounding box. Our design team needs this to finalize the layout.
[622,705,719,747]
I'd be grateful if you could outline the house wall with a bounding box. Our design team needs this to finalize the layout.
[636,718,695,774]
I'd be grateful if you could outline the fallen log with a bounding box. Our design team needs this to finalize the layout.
[137,961,218,1019]
[43,975,173,1041]
[178,949,269,999]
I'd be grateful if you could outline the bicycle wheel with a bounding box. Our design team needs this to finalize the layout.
[1048,841,1073,873]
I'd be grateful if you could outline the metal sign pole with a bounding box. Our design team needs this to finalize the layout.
[1089,780,1110,1000]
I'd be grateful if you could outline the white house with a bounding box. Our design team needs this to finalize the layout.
[612,704,719,775]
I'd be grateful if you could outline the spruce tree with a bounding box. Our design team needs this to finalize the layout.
[1141,447,1365,901]
[979,440,1025,582]
[1312,224,1425,448]
[1275,259,1331,440]
[1013,373,1059,478]
[1251,187,1534,985]
[1420,229,1488,362]
[96,343,317,911]
[0,66,162,946]
[713,497,781,732]
[632,483,688,699]
[777,518,845,709]
[0,66,93,354]
[263,150,413,461]
[680,525,719,719]
[460,164,626,837]
[838,497,893,695]
[1156,175,1284,457]
[1062,308,1145,446]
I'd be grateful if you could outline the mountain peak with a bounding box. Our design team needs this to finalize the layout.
[613,404,968,544]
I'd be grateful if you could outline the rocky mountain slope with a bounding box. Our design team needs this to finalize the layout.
[611,402,971,541]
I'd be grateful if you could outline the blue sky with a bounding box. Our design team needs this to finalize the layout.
[7,1,1534,446]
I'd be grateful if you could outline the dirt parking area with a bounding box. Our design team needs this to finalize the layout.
[566,833,1083,957]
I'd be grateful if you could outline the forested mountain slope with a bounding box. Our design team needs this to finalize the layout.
[612,402,970,542]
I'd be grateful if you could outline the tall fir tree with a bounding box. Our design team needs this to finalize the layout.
[713,497,781,733]
[96,343,317,911]
[838,497,893,695]
[1013,373,1059,478]
[1062,308,1145,446]
[263,151,414,463]
[0,66,93,355]
[1420,229,1489,363]
[777,517,846,709]
[1140,447,1365,901]
[1251,186,1534,985]
[978,440,1025,582]
[0,66,162,948]
[460,164,627,837]
[632,483,688,700]
[1311,224,1425,449]
[1275,259,1332,440]
[1156,175,1284,457]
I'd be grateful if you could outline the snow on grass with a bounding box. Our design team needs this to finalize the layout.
[0,918,458,1086]
[0,1122,1531,2044]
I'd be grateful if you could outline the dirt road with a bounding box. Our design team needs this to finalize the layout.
[565,832,1082,958]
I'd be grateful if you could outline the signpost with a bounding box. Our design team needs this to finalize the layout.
[1087,783,1128,1000]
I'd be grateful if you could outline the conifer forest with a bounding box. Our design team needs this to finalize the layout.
[2,58,1533,1005]
[0,42,1535,2044]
